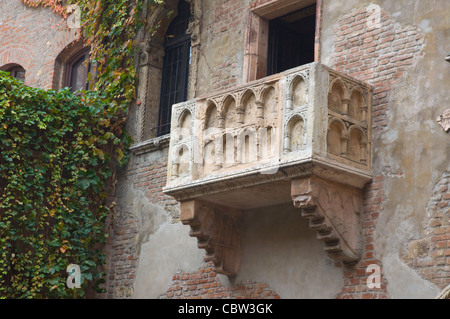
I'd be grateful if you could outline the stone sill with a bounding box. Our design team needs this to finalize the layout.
[129,134,170,155]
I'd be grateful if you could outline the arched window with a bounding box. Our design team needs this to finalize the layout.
[157,0,191,136]
[65,48,90,92]
[2,64,26,82]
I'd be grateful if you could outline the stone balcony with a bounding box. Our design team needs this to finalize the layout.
[163,62,373,277]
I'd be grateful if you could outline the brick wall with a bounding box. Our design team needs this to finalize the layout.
[0,0,79,89]
[330,5,425,298]
[402,172,450,290]
[208,0,247,91]
[131,151,178,208]
[335,175,389,299]
[101,148,179,298]
[331,5,424,135]
[160,262,280,299]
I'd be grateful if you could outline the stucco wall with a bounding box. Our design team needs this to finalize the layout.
[320,0,449,298]
[236,204,343,298]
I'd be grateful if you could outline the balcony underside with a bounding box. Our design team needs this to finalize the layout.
[165,158,371,209]
[168,158,370,277]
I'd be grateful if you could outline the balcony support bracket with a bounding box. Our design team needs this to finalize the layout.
[291,176,362,264]
[180,199,243,278]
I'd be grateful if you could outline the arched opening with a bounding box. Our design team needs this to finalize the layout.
[238,128,257,164]
[289,117,305,152]
[205,102,218,129]
[328,81,345,114]
[222,133,235,167]
[260,126,276,159]
[347,127,367,163]
[223,95,237,128]
[242,90,257,125]
[291,76,307,107]
[1,64,26,82]
[349,90,364,122]
[65,48,91,92]
[53,40,91,92]
[178,109,193,140]
[327,119,346,156]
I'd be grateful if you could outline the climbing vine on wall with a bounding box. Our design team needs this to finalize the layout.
[20,0,148,112]
[0,73,131,298]
[0,0,162,298]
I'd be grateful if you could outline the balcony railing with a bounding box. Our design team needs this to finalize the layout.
[163,62,373,276]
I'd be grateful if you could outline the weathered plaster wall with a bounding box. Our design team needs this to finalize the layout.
[117,0,449,299]
[321,0,449,298]
[156,202,342,299]
[4,0,447,299]
[119,152,343,298]
[236,203,343,298]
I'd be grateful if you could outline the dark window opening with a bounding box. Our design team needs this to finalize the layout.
[65,48,91,92]
[5,65,26,82]
[157,0,191,136]
[267,4,316,76]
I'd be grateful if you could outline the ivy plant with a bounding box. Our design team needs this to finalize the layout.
[0,0,162,298]
[0,72,133,298]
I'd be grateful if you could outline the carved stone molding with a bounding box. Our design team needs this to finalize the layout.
[180,200,243,277]
[291,177,362,263]
[129,134,170,155]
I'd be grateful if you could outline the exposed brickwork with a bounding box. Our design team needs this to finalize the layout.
[160,262,280,299]
[331,5,425,298]
[402,172,450,290]
[335,175,389,299]
[0,0,79,89]
[103,210,139,299]
[100,149,179,298]
[249,0,272,10]
[331,5,425,135]
[130,150,178,207]
[208,0,247,91]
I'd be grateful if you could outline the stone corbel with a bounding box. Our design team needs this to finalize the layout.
[291,177,362,264]
[180,200,243,277]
